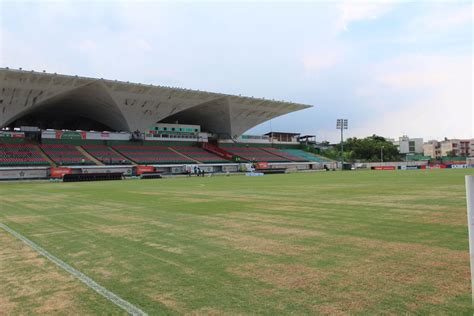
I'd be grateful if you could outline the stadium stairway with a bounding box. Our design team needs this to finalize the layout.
[40,144,95,166]
[76,146,103,166]
[201,143,234,160]
[223,146,290,162]
[112,145,195,164]
[36,145,56,167]
[172,145,230,163]
[279,149,334,163]
[168,147,200,163]
[261,147,309,162]
[109,146,137,165]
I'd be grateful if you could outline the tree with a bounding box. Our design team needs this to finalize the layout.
[321,135,401,162]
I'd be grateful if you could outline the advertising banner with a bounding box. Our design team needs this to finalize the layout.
[0,168,48,180]
[373,166,396,170]
[255,162,269,169]
[451,164,468,169]
[136,165,155,175]
[430,164,447,169]
[0,131,25,138]
[42,130,131,140]
[399,166,420,170]
[55,131,87,140]
[86,132,130,140]
[50,167,72,178]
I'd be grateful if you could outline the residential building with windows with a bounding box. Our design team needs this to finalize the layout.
[392,136,423,154]
[439,139,474,157]
[423,140,441,159]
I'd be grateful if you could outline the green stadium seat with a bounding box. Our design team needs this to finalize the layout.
[279,149,333,163]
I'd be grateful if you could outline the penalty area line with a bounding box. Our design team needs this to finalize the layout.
[0,222,147,316]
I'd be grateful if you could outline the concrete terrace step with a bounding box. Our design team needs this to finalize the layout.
[76,146,104,166]
[36,145,56,167]
[168,147,200,163]
[109,146,137,165]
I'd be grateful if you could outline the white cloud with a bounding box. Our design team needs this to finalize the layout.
[302,51,339,74]
[78,39,97,54]
[394,2,472,43]
[375,55,453,89]
[354,53,473,140]
[336,2,394,31]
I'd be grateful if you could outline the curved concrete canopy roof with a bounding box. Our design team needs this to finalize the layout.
[0,68,312,137]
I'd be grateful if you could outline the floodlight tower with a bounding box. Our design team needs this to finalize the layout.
[336,119,348,166]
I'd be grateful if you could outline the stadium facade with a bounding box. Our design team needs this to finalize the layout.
[0,68,311,138]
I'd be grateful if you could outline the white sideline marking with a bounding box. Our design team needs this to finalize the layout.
[0,222,148,316]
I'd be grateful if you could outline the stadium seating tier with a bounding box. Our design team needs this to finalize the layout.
[82,145,131,165]
[40,144,94,165]
[279,149,333,163]
[171,145,229,163]
[261,147,309,162]
[113,145,195,164]
[224,146,290,162]
[0,143,50,166]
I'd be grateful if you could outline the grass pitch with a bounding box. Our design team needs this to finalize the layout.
[1,169,473,315]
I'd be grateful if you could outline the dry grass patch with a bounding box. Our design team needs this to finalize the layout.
[229,262,328,290]
[98,213,147,223]
[96,223,149,241]
[180,197,215,203]
[148,293,185,313]
[145,242,184,254]
[417,210,467,225]
[91,266,114,279]
[311,236,469,312]
[226,234,469,314]
[223,212,301,226]
[254,224,325,237]
[0,296,17,315]
[77,204,111,211]
[0,231,101,314]
[22,203,51,211]
[200,214,325,238]
[34,291,76,314]
[188,307,234,315]
[3,215,43,224]
[199,229,310,256]
[320,197,448,211]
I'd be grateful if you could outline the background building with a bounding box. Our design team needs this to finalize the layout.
[423,140,441,159]
[423,139,474,158]
[264,132,301,143]
[439,139,474,157]
[392,136,424,154]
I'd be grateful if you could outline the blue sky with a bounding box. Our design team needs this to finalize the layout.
[1,0,472,141]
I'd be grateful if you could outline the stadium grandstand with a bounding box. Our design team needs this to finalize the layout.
[0,68,336,180]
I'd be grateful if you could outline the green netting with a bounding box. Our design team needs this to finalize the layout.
[442,156,467,162]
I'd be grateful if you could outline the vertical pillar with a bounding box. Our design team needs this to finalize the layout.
[466,175,474,305]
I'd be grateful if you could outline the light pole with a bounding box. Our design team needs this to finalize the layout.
[381,145,384,163]
[336,119,348,167]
